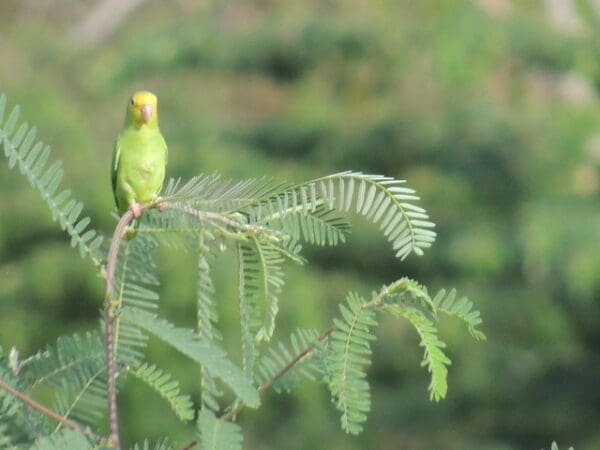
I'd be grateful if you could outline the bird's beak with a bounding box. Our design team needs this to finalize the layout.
[140,104,154,122]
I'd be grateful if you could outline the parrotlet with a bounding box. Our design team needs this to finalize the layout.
[111,91,167,218]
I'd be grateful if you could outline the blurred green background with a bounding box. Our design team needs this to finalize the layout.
[1,1,600,449]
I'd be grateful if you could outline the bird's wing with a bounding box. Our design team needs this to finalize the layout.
[158,133,168,194]
[162,132,168,166]
[111,137,121,209]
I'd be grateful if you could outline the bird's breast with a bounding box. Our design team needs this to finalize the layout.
[141,158,156,174]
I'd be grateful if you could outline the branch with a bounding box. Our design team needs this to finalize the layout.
[162,201,289,243]
[0,378,98,441]
[220,326,336,422]
[104,206,145,450]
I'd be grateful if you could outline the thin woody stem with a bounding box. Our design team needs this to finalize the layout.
[104,206,143,450]
[0,378,96,440]
[220,326,336,422]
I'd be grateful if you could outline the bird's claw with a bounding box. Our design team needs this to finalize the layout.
[129,201,142,218]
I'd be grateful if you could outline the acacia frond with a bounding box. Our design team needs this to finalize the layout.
[397,307,450,401]
[0,93,104,267]
[121,307,259,408]
[252,238,286,342]
[237,243,259,379]
[197,409,242,450]
[30,429,93,450]
[327,292,377,435]
[239,171,435,260]
[382,280,483,401]
[432,289,486,340]
[163,171,433,259]
[197,233,223,411]
[197,233,220,343]
[129,362,194,422]
[256,328,322,393]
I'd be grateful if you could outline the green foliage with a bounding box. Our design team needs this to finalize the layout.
[196,234,223,411]
[0,89,484,449]
[1,347,47,449]
[121,307,260,408]
[0,94,104,266]
[327,292,376,435]
[240,171,437,260]
[196,409,242,450]
[3,1,600,448]
[129,363,194,422]
[432,288,486,341]
[396,307,450,401]
[30,429,94,450]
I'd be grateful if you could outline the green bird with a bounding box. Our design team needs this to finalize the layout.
[112,91,167,218]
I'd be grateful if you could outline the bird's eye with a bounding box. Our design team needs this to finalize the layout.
[130,98,135,105]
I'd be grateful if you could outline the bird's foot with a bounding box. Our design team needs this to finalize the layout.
[129,201,142,218]
[151,196,166,211]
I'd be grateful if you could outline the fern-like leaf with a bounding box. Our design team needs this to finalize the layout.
[237,243,259,379]
[242,171,435,260]
[396,306,450,401]
[197,409,242,450]
[0,93,105,266]
[326,292,377,435]
[121,307,259,408]
[432,289,486,340]
[197,233,223,411]
[252,238,286,342]
[382,280,483,401]
[129,362,194,422]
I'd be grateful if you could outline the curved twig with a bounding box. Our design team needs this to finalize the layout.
[104,207,144,450]
[0,378,99,441]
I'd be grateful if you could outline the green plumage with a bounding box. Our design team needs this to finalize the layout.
[111,91,167,216]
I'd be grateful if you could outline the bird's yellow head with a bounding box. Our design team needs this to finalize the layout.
[125,91,159,128]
